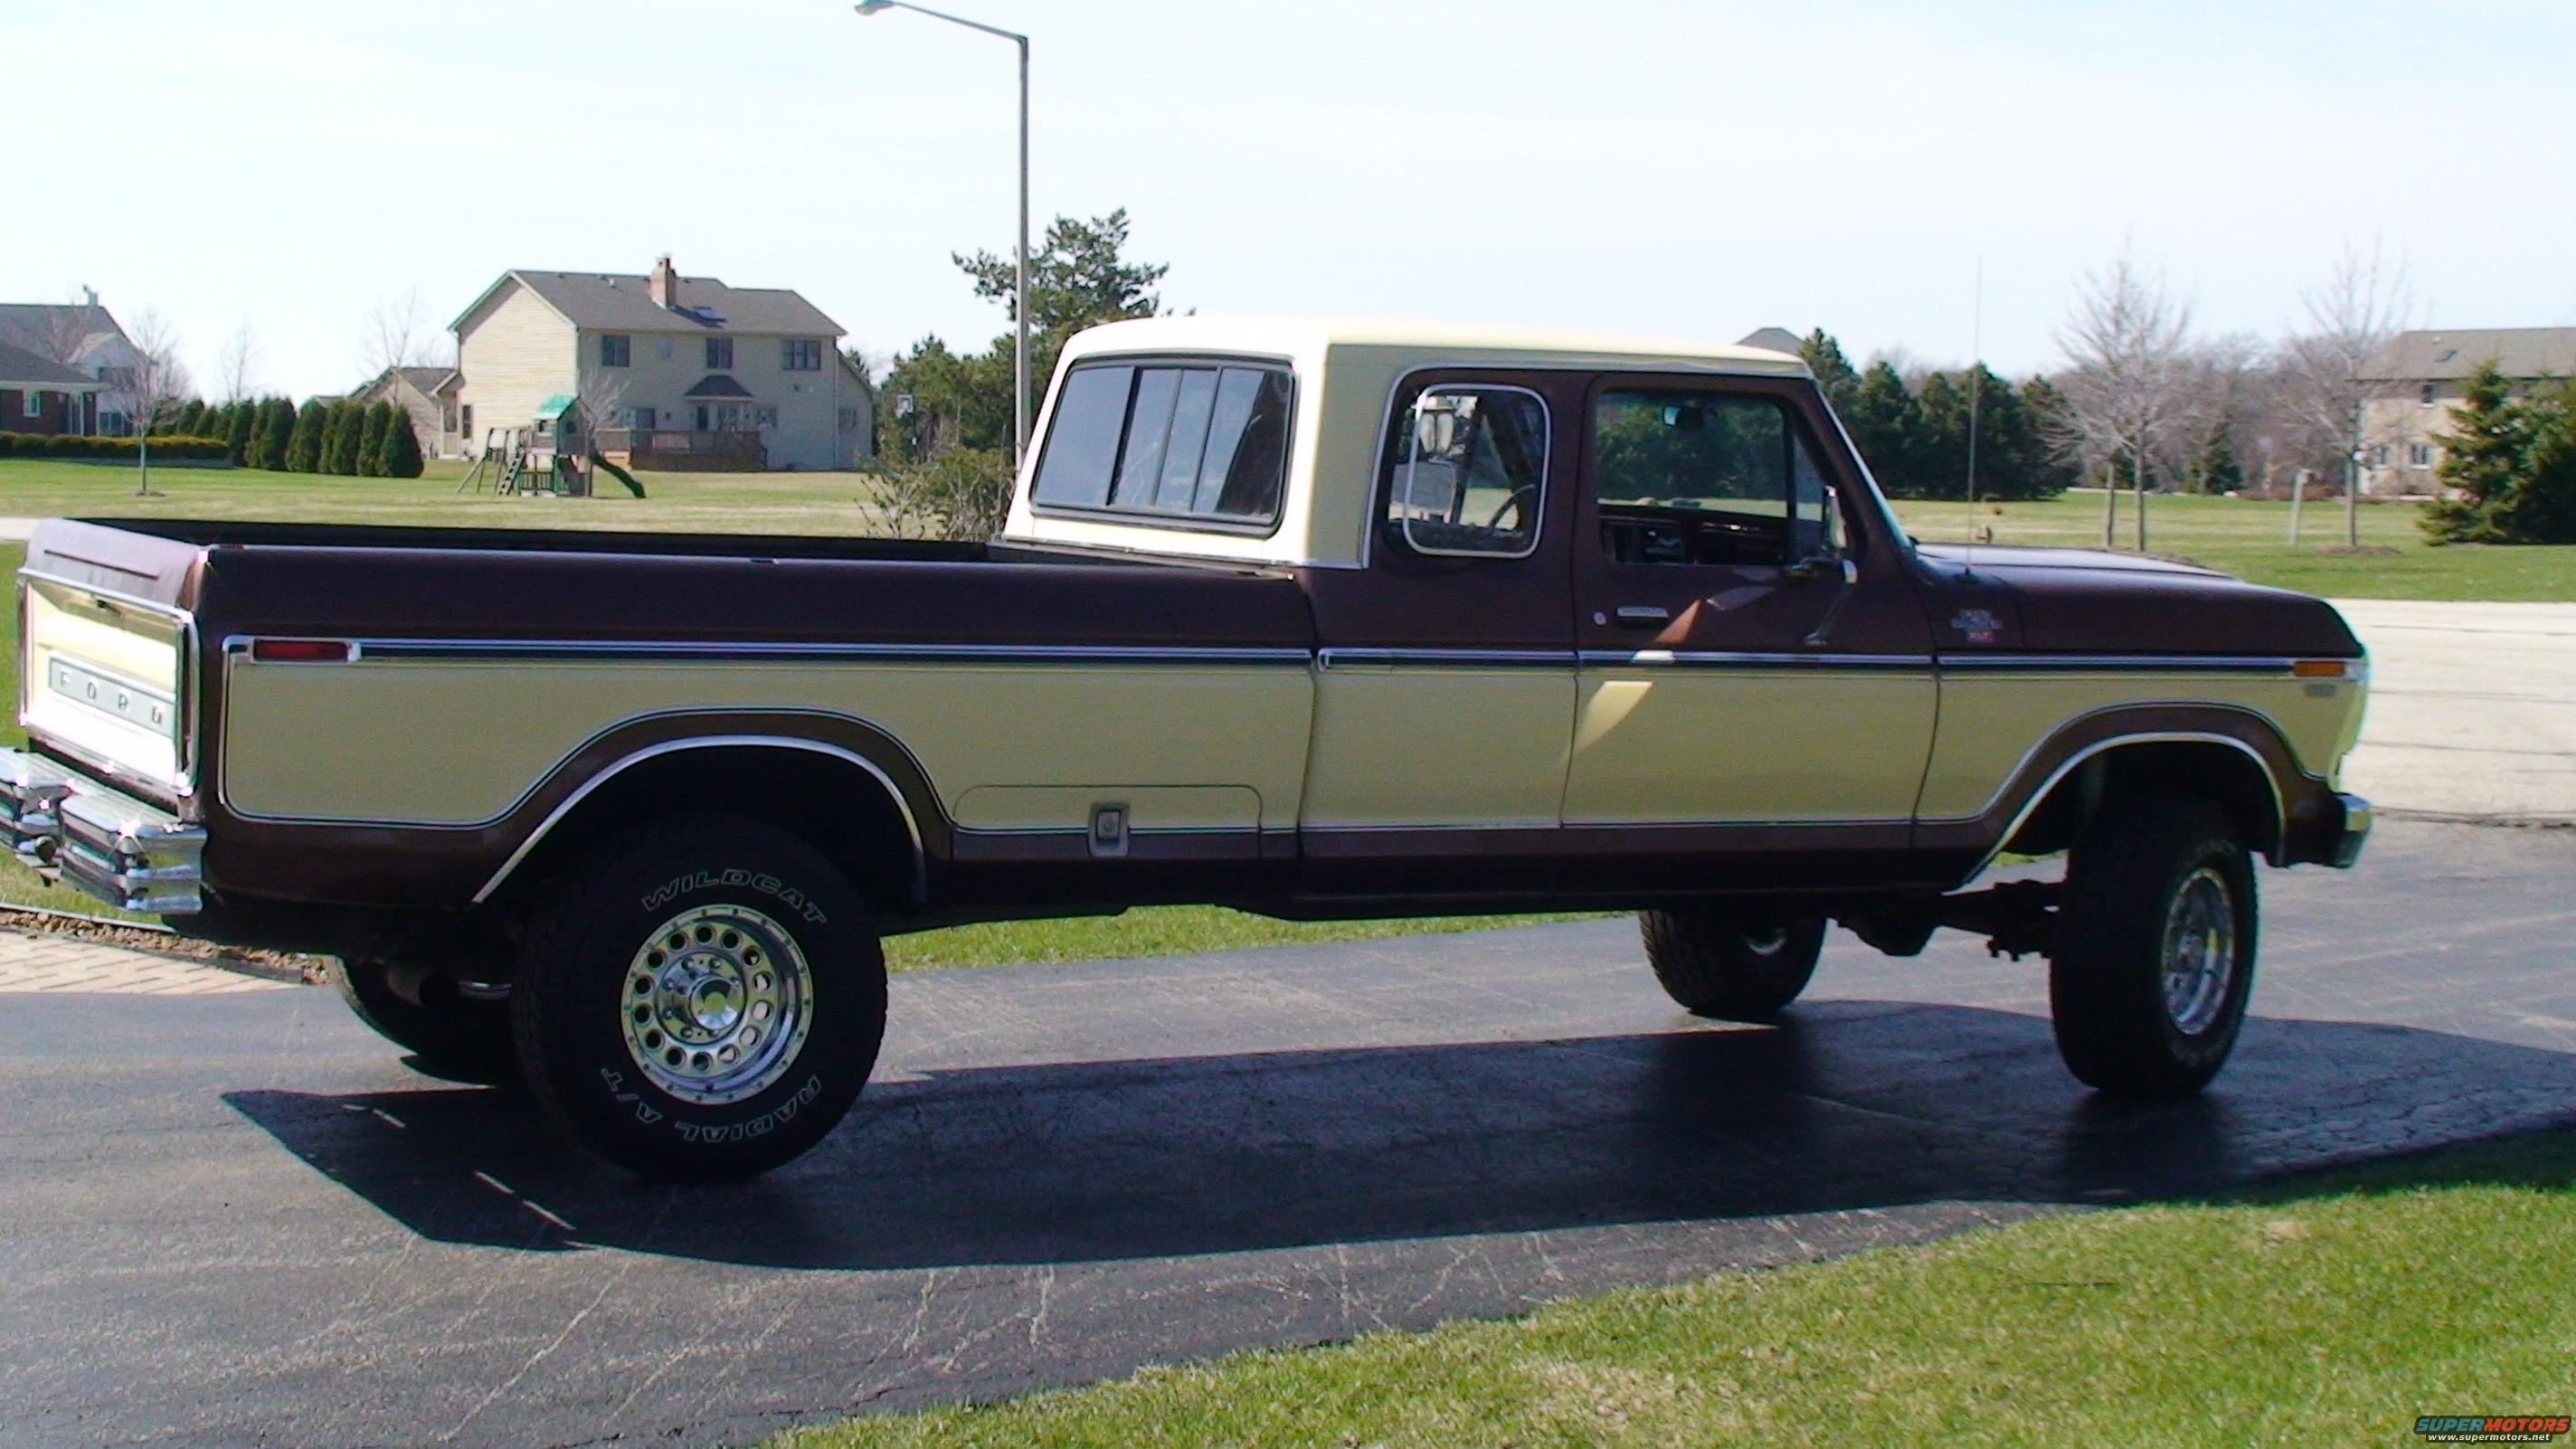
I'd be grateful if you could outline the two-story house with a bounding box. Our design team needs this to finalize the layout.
[449,257,873,471]
[2356,327,2576,497]
[0,292,148,434]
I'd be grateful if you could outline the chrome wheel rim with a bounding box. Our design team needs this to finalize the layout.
[1738,923,1790,957]
[2160,867,2236,1036]
[620,904,812,1104]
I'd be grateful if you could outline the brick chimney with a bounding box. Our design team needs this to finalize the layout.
[649,255,677,309]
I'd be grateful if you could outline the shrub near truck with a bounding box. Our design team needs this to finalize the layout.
[2,316,2372,1179]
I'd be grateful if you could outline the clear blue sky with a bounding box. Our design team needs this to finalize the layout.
[11,0,2571,398]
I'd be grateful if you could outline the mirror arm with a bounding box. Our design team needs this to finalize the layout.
[1802,557,1861,649]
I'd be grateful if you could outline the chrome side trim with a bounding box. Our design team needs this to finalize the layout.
[226,636,1313,668]
[1298,815,1915,833]
[1578,649,1931,670]
[473,734,929,906]
[1948,731,2287,889]
[1320,648,1573,670]
[1936,654,2311,674]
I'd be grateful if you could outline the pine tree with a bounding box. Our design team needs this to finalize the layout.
[240,400,276,469]
[355,402,392,477]
[224,400,258,465]
[2422,361,2533,542]
[374,404,423,478]
[175,401,207,438]
[1799,330,1861,413]
[257,395,296,471]
[285,400,327,472]
[1844,361,1927,496]
[2484,381,2576,545]
[322,400,364,475]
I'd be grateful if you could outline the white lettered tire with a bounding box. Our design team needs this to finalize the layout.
[512,815,886,1180]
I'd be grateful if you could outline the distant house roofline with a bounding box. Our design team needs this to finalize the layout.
[451,262,844,339]
[2359,327,2576,383]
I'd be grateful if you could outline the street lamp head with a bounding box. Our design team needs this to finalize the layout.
[853,2,895,14]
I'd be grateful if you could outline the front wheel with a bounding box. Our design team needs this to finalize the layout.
[512,815,887,1180]
[2049,795,2259,1096]
[1639,908,1827,1019]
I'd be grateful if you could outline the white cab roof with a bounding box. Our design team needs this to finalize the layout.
[1003,314,1812,568]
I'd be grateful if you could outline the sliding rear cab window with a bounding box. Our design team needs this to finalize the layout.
[1030,360,1294,530]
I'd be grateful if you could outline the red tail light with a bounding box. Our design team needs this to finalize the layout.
[249,639,355,663]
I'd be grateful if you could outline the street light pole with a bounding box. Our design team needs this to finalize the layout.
[854,0,1031,463]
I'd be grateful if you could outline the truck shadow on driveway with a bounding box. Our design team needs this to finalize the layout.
[225,999,2576,1271]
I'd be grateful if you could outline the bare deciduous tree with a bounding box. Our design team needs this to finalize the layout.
[2048,246,2195,549]
[123,308,194,496]
[359,289,433,379]
[2280,237,2414,545]
[216,319,260,402]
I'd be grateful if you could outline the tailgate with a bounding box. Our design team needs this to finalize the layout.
[16,519,204,801]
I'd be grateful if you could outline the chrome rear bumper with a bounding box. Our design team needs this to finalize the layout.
[0,747,204,912]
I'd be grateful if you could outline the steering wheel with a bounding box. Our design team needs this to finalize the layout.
[1483,485,1537,533]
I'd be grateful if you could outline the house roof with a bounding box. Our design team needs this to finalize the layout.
[457,270,843,338]
[358,365,460,400]
[0,302,131,364]
[0,338,102,390]
[2359,327,2576,382]
[681,374,753,399]
[1736,326,1804,354]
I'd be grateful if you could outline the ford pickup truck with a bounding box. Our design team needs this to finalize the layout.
[3,316,2372,1179]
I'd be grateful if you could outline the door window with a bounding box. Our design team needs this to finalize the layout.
[1382,384,1548,558]
[1593,389,1836,567]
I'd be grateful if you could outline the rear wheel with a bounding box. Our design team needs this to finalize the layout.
[512,815,886,1180]
[1639,908,1827,1019]
[333,956,516,1080]
[2049,794,2259,1096]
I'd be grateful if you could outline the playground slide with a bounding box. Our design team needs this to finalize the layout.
[592,453,648,498]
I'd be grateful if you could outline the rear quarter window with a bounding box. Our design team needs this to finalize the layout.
[1030,360,1293,531]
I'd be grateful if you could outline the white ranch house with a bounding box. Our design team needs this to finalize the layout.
[449,258,873,471]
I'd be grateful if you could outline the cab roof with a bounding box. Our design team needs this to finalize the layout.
[1061,314,1807,375]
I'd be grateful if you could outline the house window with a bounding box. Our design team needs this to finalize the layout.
[706,337,734,369]
[2369,444,2391,468]
[600,334,630,367]
[753,405,779,429]
[2419,383,2437,406]
[782,339,823,371]
[20,393,39,418]
[658,337,674,360]
[99,365,135,389]
[631,405,656,431]
[2408,442,2435,469]
[838,407,861,430]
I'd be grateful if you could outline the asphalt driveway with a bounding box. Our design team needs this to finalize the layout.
[3,819,2572,1449]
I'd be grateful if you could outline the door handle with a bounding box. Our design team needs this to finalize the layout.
[1613,605,1671,628]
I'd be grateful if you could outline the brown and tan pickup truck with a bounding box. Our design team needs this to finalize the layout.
[4,316,2372,1178]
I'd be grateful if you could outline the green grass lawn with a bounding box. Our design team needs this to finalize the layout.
[774,1126,2576,1449]
[0,457,895,535]
[1892,491,2576,601]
